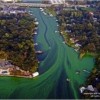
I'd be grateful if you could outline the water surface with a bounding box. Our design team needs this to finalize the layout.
[0,8,94,99]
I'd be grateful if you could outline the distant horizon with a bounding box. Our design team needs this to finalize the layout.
[1,0,99,2]
[22,0,99,1]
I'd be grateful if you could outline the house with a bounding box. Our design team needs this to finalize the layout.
[65,30,71,33]
[80,85,96,94]
[32,72,39,77]
[70,38,75,43]
[0,68,10,75]
[9,10,16,14]
[75,43,81,48]
[35,22,39,25]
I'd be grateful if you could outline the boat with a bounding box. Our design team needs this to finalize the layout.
[35,51,43,54]
[50,14,53,17]
[74,49,78,52]
[43,12,47,15]
[56,20,58,22]
[34,43,38,46]
[62,41,65,44]
[34,32,37,35]
[83,69,90,73]
[40,8,44,12]
[75,71,80,75]
[66,78,70,82]
[55,31,58,33]
[34,18,37,21]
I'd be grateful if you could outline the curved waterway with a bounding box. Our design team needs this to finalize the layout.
[0,8,94,99]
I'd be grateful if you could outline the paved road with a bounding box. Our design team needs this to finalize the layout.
[0,2,87,8]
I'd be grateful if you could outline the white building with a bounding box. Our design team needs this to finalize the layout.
[80,87,86,93]
[0,69,10,75]
[32,72,39,77]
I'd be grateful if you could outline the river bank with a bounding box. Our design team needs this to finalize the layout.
[53,5,100,98]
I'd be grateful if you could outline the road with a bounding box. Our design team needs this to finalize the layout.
[0,2,88,8]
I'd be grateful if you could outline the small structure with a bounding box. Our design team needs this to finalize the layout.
[75,43,81,48]
[83,69,90,73]
[32,72,39,77]
[0,68,10,75]
[80,86,86,93]
[35,51,43,54]
[35,22,39,25]
[43,12,47,15]
[40,8,44,12]
[87,85,94,92]
[80,85,96,94]
[70,38,75,43]
[89,12,94,16]
[34,31,37,35]
[34,43,38,46]
[50,14,53,17]
[9,10,16,14]
[62,41,65,44]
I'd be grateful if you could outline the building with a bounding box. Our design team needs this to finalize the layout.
[32,72,39,77]
[0,68,10,75]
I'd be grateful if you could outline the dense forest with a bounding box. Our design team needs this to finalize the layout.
[0,12,38,72]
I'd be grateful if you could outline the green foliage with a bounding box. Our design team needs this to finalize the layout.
[0,12,38,72]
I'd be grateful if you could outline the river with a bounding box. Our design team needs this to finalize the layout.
[0,8,94,99]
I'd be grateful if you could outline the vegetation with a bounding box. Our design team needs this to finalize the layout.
[0,12,38,72]
[44,5,56,16]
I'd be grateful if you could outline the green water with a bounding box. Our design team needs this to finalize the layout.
[0,8,94,99]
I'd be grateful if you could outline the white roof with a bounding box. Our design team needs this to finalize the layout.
[35,22,39,25]
[87,85,94,92]
[80,87,86,93]
[32,72,39,77]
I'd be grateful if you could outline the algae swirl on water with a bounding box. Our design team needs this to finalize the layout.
[0,8,94,99]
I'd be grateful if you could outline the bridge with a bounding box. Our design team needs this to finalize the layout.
[0,2,87,8]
